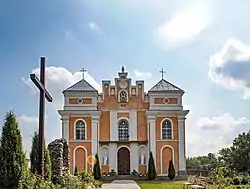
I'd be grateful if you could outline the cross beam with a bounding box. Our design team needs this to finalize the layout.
[30,57,53,178]
[30,74,52,102]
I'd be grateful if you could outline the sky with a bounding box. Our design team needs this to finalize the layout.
[1,0,250,157]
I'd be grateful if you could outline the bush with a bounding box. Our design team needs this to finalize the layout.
[74,167,78,176]
[0,111,26,189]
[168,159,176,180]
[93,154,102,180]
[147,151,156,180]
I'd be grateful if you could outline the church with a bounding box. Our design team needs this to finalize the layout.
[58,67,189,176]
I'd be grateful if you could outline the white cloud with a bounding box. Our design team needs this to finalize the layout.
[186,113,250,156]
[208,38,250,99]
[88,22,102,34]
[133,70,152,80]
[64,30,77,41]
[22,67,101,109]
[154,5,211,50]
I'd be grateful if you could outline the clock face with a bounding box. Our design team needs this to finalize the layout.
[119,80,127,88]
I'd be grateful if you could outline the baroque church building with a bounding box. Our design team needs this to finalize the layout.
[58,67,189,176]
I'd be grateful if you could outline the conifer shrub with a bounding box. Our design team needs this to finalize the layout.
[147,151,156,180]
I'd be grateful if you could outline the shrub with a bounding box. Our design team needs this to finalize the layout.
[0,111,26,189]
[168,159,176,180]
[93,153,102,180]
[74,167,78,176]
[147,151,156,180]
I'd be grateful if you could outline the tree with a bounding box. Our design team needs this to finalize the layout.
[168,159,175,180]
[93,154,101,180]
[30,131,51,180]
[0,111,26,188]
[218,131,250,174]
[147,151,156,180]
[74,167,78,176]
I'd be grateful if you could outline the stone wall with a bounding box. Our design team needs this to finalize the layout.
[48,138,70,184]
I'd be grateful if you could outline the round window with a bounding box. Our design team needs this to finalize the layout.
[77,98,83,104]
[163,98,169,104]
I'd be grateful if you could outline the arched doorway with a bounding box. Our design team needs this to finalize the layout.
[117,147,130,175]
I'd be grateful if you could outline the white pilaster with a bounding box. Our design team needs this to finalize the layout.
[61,117,69,143]
[91,118,99,157]
[130,143,138,172]
[109,143,117,171]
[130,110,137,141]
[110,110,117,141]
[149,117,156,161]
[178,117,186,174]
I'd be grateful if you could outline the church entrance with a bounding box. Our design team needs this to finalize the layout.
[117,147,130,175]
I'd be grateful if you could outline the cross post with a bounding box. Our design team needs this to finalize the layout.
[80,68,87,79]
[30,57,53,178]
[159,68,166,79]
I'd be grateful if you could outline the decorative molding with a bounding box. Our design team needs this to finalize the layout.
[160,118,174,140]
[160,145,175,174]
[73,118,87,140]
[69,139,92,142]
[58,110,101,117]
[73,146,88,171]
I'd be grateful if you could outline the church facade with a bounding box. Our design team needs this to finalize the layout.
[58,68,189,176]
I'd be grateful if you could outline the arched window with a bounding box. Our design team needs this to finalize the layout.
[118,119,129,141]
[119,90,128,102]
[161,119,172,139]
[75,120,86,140]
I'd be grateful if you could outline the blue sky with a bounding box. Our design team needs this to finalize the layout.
[1,0,250,157]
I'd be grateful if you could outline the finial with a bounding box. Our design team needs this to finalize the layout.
[159,68,166,79]
[80,68,87,79]
[121,66,125,73]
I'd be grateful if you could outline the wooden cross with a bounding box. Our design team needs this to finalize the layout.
[80,68,87,79]
[30,57,53,178]
[159,68,166,79]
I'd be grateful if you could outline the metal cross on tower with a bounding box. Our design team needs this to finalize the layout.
[30,57,53,178]
[159,68,166,79]
[80,68,87,79]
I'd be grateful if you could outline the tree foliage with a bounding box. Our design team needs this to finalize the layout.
[218,131,250,174]
[186,153,218,171]
[30,130,51,180]
[147,151,156,180]
[168,159,175,180]
[93,154,101,180]
[0,111,26,188]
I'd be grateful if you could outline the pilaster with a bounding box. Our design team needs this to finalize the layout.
[130,143,138,172]
[110,110,117,141]
[109,143,117,171]
[178,116,186,175]
[91,118,99,157]
[148,117,156,161]
[130,110,137,141]
[61,117,69,144]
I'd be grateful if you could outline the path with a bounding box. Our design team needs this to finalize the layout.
[101,180,140,189]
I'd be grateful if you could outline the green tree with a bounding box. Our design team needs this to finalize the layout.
[0,111,26,188]
[218,131,250,174]
[74,167,78,176]
[30,131,51,180]
[93,154,101,180]
[168,159,175,180]
[147,151,156,180]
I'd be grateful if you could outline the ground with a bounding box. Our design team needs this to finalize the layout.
[137,180,187,189]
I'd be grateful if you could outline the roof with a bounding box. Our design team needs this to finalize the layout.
[149,79,183,92]
[63,79,98,92]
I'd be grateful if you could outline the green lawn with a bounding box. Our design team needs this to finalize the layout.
[137,181,187,189]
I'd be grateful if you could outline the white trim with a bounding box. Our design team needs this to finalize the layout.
[160,145,174,174]
[160,118,174,140]
[73,146,88,171]
[118,89,128,102]
[117,117,130,141]
[116,145,131,153]
[69,140,91,142]
[74,118,87,140]
[100,145,109,165]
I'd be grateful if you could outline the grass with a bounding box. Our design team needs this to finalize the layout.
[137,180,187,189]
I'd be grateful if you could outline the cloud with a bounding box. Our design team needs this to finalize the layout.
[17,115,38,156]
[88,22,102,35]
[153,5,211,50]
[64,30,77,41]
[133,70,152,80]
[186,113,250,156]
[22,66,101,109]
[208,38,250,99]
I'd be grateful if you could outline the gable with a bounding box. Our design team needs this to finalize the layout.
[149,79,183,92]
[63,79,98,93]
